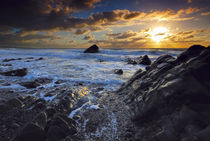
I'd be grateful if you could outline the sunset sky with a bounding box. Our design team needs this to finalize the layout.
[0,0,209,48]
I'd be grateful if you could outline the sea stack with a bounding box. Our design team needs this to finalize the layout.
[84,44,99,53]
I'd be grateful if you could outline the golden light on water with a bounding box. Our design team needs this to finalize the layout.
[151,27,169,42]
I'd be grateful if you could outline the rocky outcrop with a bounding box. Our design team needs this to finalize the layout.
[118,45,210,141]
[0,68,28,77]
[84,44,99,53]
[137,55,151,65]
[126,55,151,65]
[20,78,52,89]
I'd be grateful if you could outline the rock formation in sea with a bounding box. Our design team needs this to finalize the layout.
[84,44,99,53]
[117,45,210,141]
[126,55,151,65]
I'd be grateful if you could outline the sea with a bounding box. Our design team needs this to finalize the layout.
[0,48,183,91]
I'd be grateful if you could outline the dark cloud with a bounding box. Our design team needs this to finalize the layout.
[0,0,100,30]
[74,29,89,35]
[0,32,60,43]
[83,34,94,40]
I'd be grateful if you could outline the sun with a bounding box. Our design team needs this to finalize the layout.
[151,27,169,42]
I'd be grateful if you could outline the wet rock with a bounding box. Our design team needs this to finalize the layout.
[196,126,210,141]
[126,58,137,65]
[55,80,66,84]
[31,99,46,111]
[117,45,210,140]
[6,98,23,108]
[0,103,9,113]
[176,45,206,64]
[15,123,46,141]
[33,112,47,128]
[0,68,28,77]
[2,58,22,62]
[126,55,151,65]
[45,116,76,141]
[45,108,56,119]
[20,78,52,89]
[84,44,99,53]
[114,69,123,75]
[137,55,151,65]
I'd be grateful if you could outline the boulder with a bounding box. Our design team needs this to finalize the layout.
[6,98,23,108]
[15,123,46,141]
[114,69,123,75]
[84,44,99,53]
[137,55,151,65]
[126,58,137,65]
[0,68,28,77]
[20,78,52,89]
[45,116,75,141]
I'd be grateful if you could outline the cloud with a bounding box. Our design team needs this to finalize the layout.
[0,0,101,31]
[0,6,200,34]
[83,33,94,40]
[0,32,61,44]
[106,30,137,39]
[188,0,192,4]
[74,29,89,35]
[201,12,210,16]
[166,29,209,42]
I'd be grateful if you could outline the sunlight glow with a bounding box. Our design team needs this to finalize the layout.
[151,27,169,42]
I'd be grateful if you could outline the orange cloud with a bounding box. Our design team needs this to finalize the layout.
[201,12,210,16]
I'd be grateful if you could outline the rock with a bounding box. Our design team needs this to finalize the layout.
[2,58,22,62]
[126,55,151,65]
[0,104,9,114]
[45,116,74,141]
[15,123,46,141]
[117,45,210,140]
[176,45,206,63]
[20,78,52,89]
[126,58,137,64]
[33,112,47,128]
[114,69,123,75]
[0,68,28,77]
[31,99,46,111]
[196,126,210,141]
[6,98,23,108]
[137,55,151,65]
[84,44,99,53]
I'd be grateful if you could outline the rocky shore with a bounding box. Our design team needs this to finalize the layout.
[118,45,210,141]
[0,45,209,141]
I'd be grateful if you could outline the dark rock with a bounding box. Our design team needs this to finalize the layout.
[33,112,47,128]
[55,80,66,84]
[20,78,52,89]
[45,108,56,119]
[196,126,210,141]
[0,68,28,77]
[45,116,75,141]
[84,44,99,53]
[0,104,9,114]
[137,55,151,65]
[117,45,210,140]
[176,45,206,64]
[114,69,123,75]
[16,123,46,141]
[126,58,137,65]
[2,58,22,62]
[31,99,46,111]
[6,98,23,108]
